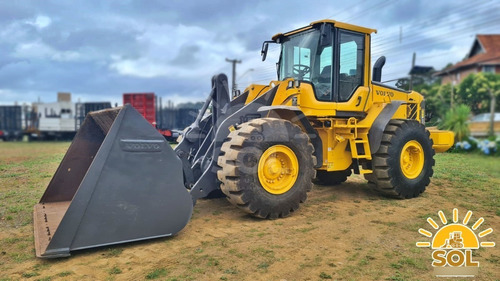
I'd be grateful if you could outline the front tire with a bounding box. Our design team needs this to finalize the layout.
[217,118,316,219]
[371,120,435,198]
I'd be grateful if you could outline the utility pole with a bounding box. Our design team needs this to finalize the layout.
[451,79,455,109]
[226,58,241,94]
[158,96,163,129]
[489,89,496,137]
[399,26,402,44]
[409,52,416,90]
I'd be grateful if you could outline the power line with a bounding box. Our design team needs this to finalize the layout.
[339,0,398,23]
[371,11,500,53]
[371,0,494,44]
[372,17,500,58]
[325,0,367,20]
[242,0,500,87]
[372,10,498,51]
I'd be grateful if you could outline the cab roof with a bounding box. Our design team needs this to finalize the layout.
[271,19,377,41]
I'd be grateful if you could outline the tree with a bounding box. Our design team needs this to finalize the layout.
[456,73,500,115]
[456,74,487,114]
[395,72,442,123]
[441,104,471,142]
[470,72,500,137]
[395,78,410,91]
[436,83,453,117]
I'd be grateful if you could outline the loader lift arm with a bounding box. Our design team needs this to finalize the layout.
[176,74,283,201]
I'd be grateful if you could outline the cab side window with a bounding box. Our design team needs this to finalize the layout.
[315,46,333,101]
[338,31,364,102]
[293,46,311,80]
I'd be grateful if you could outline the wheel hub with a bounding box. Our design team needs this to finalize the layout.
[258,145,298,194]
[400,140,424,179]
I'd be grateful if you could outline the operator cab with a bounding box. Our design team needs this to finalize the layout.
[262,20,376,104]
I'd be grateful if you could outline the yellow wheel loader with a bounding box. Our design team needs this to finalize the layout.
[33,19,454,258]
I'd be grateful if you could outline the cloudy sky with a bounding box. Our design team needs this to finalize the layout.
[0,0,499,106]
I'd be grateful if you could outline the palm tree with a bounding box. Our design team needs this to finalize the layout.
[442,104,471,142]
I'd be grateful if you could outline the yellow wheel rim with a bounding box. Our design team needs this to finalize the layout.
[400,140,424,179]
[258,145,299,194]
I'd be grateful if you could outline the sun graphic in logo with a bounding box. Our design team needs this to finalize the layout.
[416,208,495,249]
[415,208,495,277]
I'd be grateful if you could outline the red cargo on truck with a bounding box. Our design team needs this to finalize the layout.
[123,93,156,126]
[123,93,176,141]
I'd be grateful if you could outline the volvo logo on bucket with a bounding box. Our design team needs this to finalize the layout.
[120,139,163,152]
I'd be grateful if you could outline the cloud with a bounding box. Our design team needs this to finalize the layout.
[170,44,200,66]
[13,41,81,62]
[109,23,248,79]
[0,0,498,106]
[28,15,51,29]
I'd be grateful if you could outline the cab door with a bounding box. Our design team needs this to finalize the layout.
[334,30,370,115]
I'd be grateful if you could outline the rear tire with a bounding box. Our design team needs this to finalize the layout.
[371,120,435,198]
[314,170,351,185]
[217,118,316,219]
[362,162,376,183]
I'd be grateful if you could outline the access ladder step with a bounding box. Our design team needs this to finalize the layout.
[355,155,370,159]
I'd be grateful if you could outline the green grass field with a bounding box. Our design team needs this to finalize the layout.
[0,142,499,280]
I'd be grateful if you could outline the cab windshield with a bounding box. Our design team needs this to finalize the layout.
[278,29,333,101]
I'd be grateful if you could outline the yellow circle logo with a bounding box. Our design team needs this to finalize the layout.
[416,208,495,277]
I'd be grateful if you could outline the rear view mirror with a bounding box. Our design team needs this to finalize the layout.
[261,41,270,61]
[261,40,276,61]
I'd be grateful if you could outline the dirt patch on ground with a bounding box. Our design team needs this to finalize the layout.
[2,178,499,280]
[0,143,499,280]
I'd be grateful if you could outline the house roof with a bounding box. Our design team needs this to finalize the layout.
[409,66,434,75]
[436,34,500,75]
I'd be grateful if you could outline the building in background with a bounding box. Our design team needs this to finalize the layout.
[436,34,500,84]
[35,92,76,139]
[0,105,22,141]
[395,65,436,91]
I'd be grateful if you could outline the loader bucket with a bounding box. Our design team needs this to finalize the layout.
[33,105,193,258]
